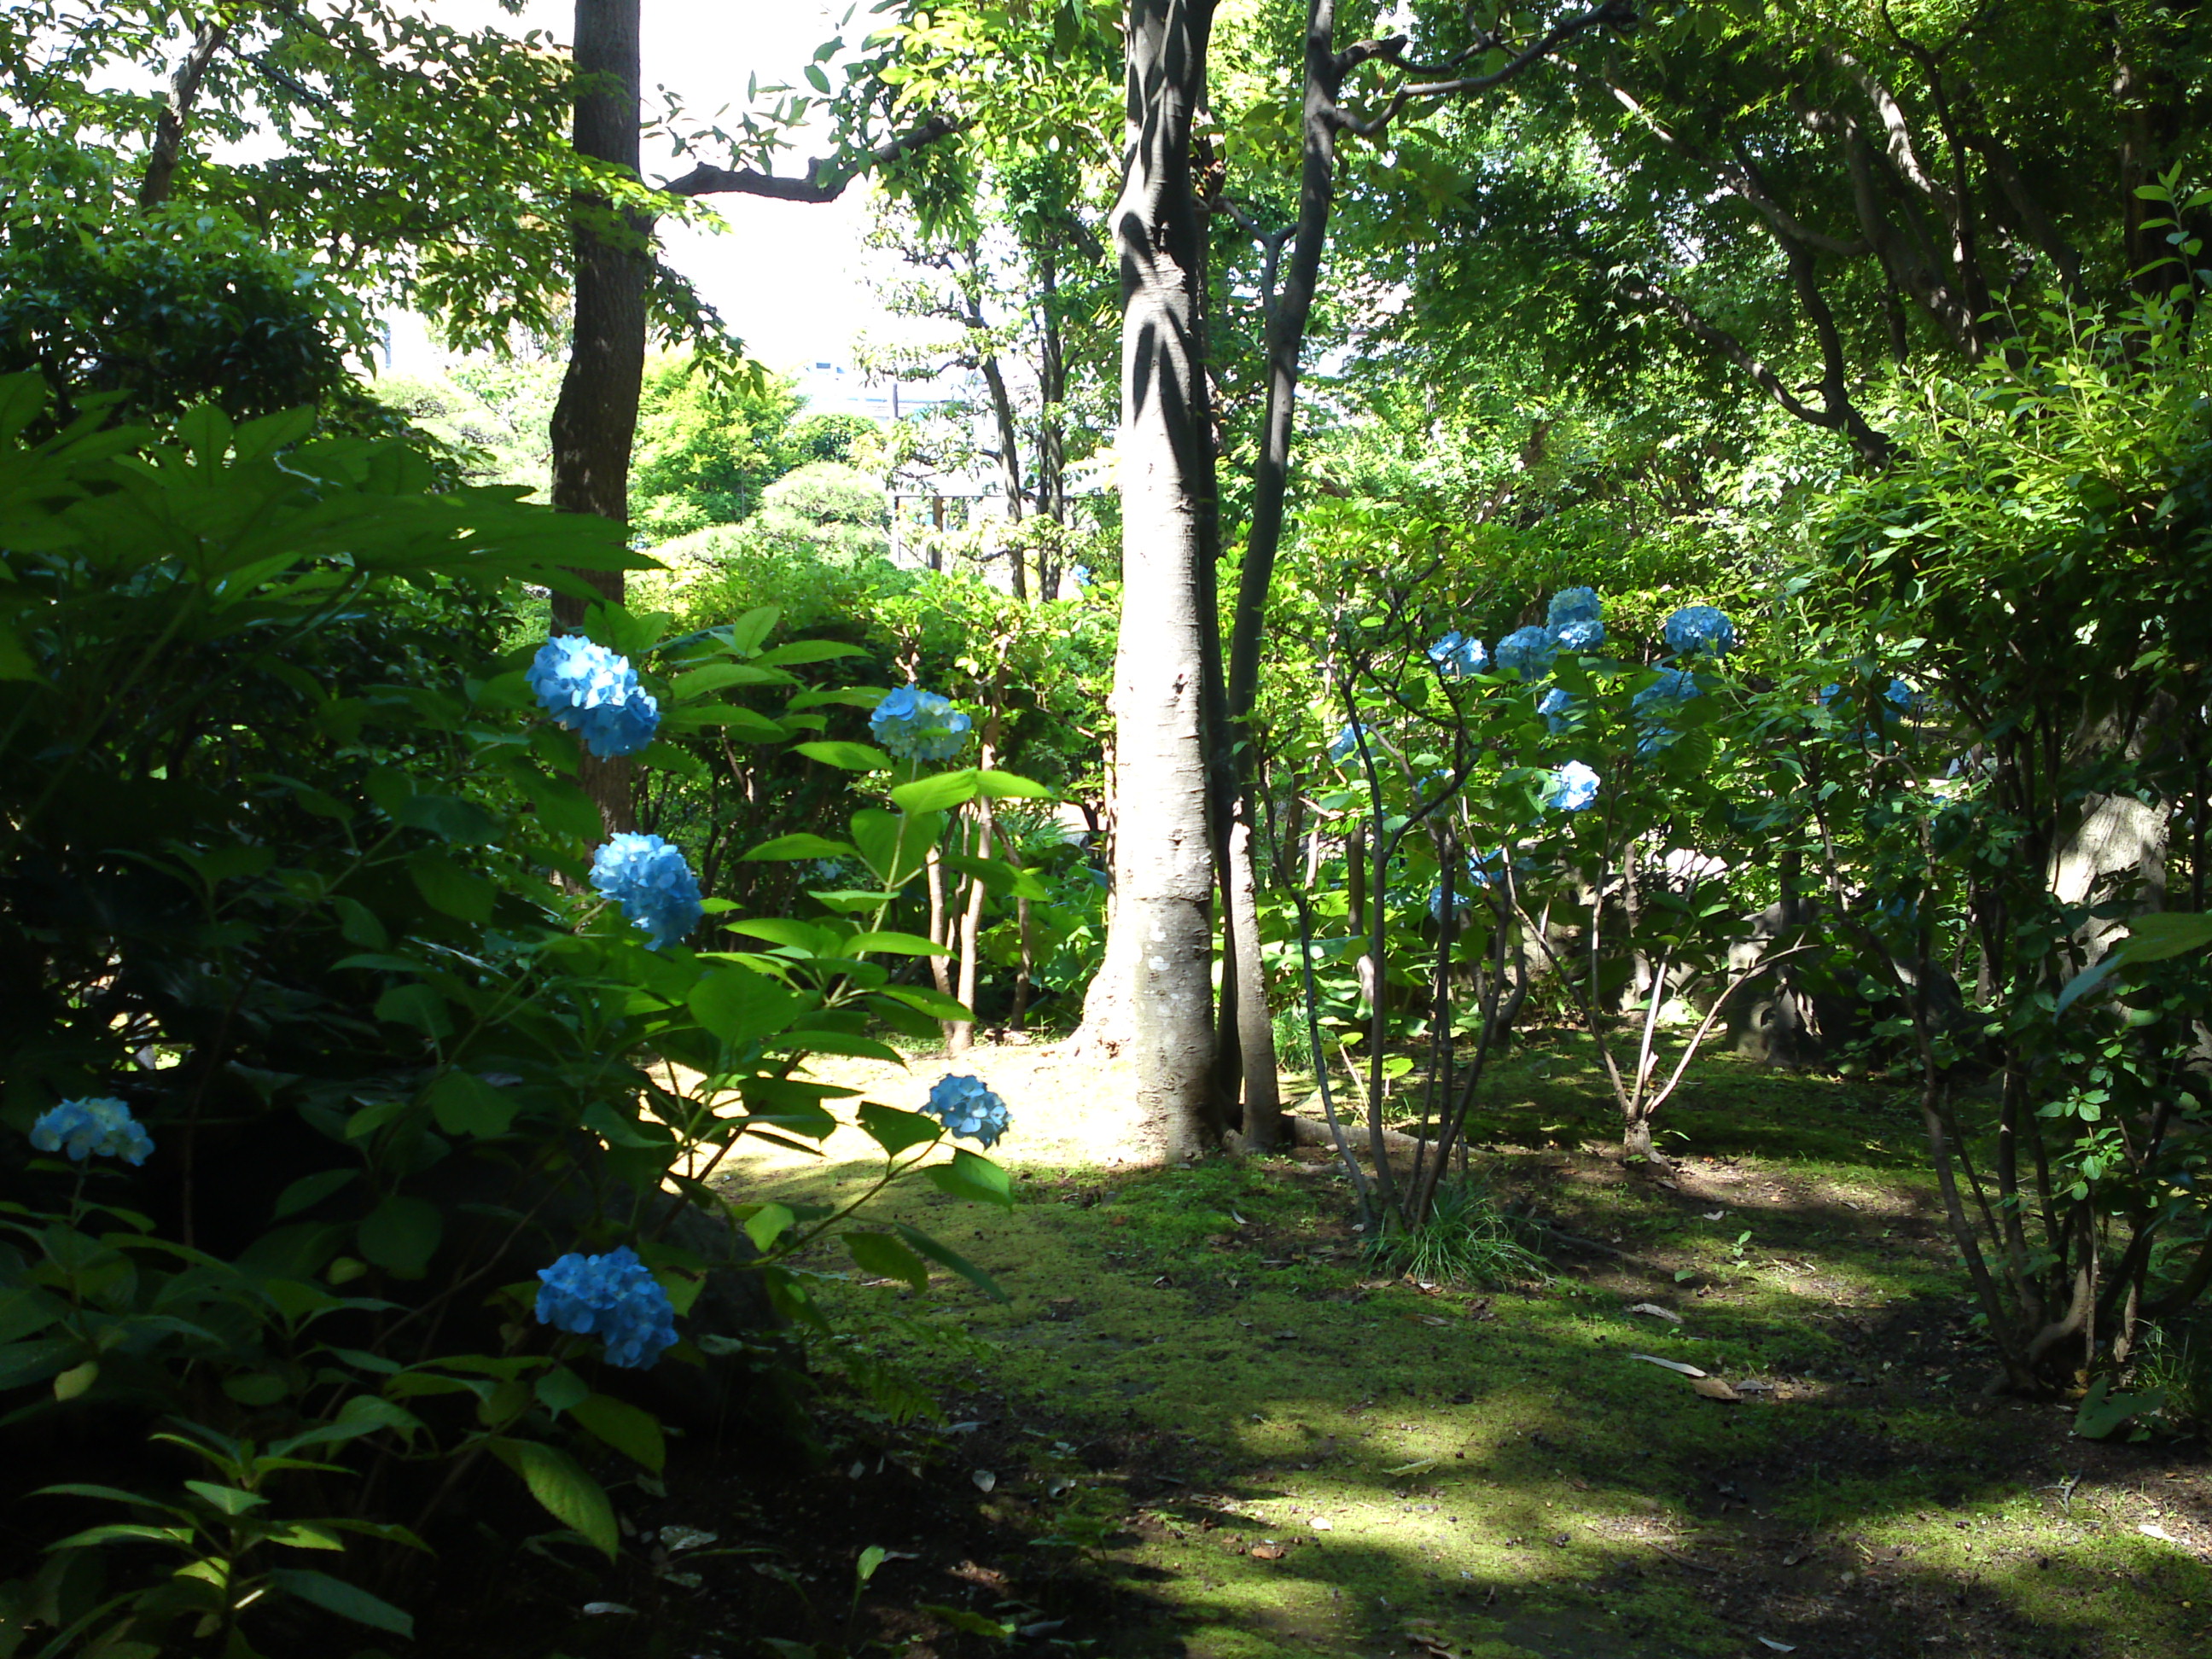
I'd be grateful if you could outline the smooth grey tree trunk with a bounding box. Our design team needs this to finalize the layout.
[1106,0,1221,1159]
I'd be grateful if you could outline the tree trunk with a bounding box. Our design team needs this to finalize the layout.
[948,800,996,1055]
[139,20,230,210]
[1103,0,1220,1159]
[977,352,1027,600]
[549,0,649,835]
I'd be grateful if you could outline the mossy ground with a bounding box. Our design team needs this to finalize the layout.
[457,1034,2212,1657]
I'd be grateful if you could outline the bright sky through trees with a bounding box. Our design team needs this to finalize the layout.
[386,0,883,375]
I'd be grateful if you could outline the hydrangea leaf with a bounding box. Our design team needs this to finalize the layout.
[846,1231,931,1294]
[487,1439,618,1558]
[859,1103,941,1157]
[741,833,859,862]
[975,769,1053,800]
[569,1392,667,1473]
[423,1072,516,1138]
[688,969,806,1050]
[888,1222,1009,1303]
[408,850,495,924]
[795,740,893,771]
[923,1150,1014,1209]
[890,770,982,813]
[356,1197,442,1280]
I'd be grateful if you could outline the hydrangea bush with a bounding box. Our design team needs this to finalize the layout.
[870,684,972,762]
[0,386,1028,1651]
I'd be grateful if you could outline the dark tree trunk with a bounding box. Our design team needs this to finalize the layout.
[549,0,649,834]
[977,352,1027,600]
[1103,0,1221,1159]
[139,21,230,210]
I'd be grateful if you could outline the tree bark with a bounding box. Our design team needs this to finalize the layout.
[976,351,1028,600]
[549,0,649,835]
[1105,0,1221,1159]
[139,20,230,210]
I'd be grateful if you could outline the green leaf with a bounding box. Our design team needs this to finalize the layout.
[921,1150,1014,1209]
[742,833,859,862]
[877,985,975,1022]
[858,1103,940,1157]
[356,1196,443,1279]
[753,639,868,667]
[2074,1375,2165,1440]
[845,931,953,958]
[2110,911,2212,965]
[569,1392,667,1473]
[742,1202,796,1252]
[689,967,806,1049]
[423,1071,518,1138]
[851,806,942,886]
[844,1231,930,1292]
[890,770,981,812]
[266,1568,416,1637]
[724,604,781,655]
[408,850,496,923]
[534,1365,590,1415]
[373,983,452,1039]
[489,1438,620,1557]
[271,1168,356,1220]
[795,740,893,771]
[183,1481,267,1516]
[975,769,1055,800]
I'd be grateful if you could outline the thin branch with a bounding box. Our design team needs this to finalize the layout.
[662,113,963,202]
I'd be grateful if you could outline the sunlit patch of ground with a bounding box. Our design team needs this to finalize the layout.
[700,1032,2212,1658]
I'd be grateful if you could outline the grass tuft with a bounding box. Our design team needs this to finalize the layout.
[1365,1179,1552,1287]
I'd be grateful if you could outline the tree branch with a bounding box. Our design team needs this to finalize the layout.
[1330,2,1634,139]
[662,113,964,202]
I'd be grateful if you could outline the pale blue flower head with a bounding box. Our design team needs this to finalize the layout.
[1545,590,1604,653]
[1663,605,1737,658]
[1495,626,1557,680]
[924,1074,1011,1149]
[1549,616,1605,652]
[1546,587,1603,628]
[30,1097,153,1165]
[590,833,703,950]
[1426,632,1489,678]
[1545,760,1601,812]
[527,636,661,759]
[1538,686,1579,733]
[534,1246,678,1370]
[1429,852,1506,921]
[870,685,973,763]
[1633,667,1700,719]
[1328,722,1370,765]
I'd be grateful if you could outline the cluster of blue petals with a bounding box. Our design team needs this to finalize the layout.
[1495,626,1557,680]
[1537,686,1579,733]
[1428,852,1508,921]
[1545,760,1601,813]
[30,1097,154,1165]
[1545,587,1606,652]
[924,1074,1011,1149]
[590,833,704,950]
[1328,722,1370,765]
[1663,605,1737,658]
[534,1246,679,1369]
[527,637,661,759]
[1427,632,1489,678]
[871,686,973,763]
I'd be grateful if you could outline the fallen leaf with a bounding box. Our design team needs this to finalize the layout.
[1627,1301,1684,1324]
[1628,1353,1709,1377]
[1755,1639,1797,1653]
[581,1603,636,1616]
[657,1526,719,1552]
[1702,1209,1726,1221]
[1692,1377,1743,1402]
[1310,1516,1334,1531]
[1384,1458,1437,1477]
[972,1470,997,1493]
[1249,1542,1286,1560]
[1419,1315,1451,1326]
[2137,1522,2180,1544]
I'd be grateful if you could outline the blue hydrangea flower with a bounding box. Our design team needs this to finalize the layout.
[1426,632,1489,678]
[534,1246,678,1370]
[29,1097,153,1165]
[1071,565,1092,591]
[1549,616,1605,652]
[923,1074,1011,1149]
[870,685,973,763]
[1633,667,1701,717]
[1538,686,1579,732]
[1428,853,1506,921]
[590,833,703,950]
[527,636,661,759]
[1495,626,1557,680]
[1546,587,1603,628]
[1545,760,1600,812]
[1663,605,1737,658]
[1328,722,1370,764]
